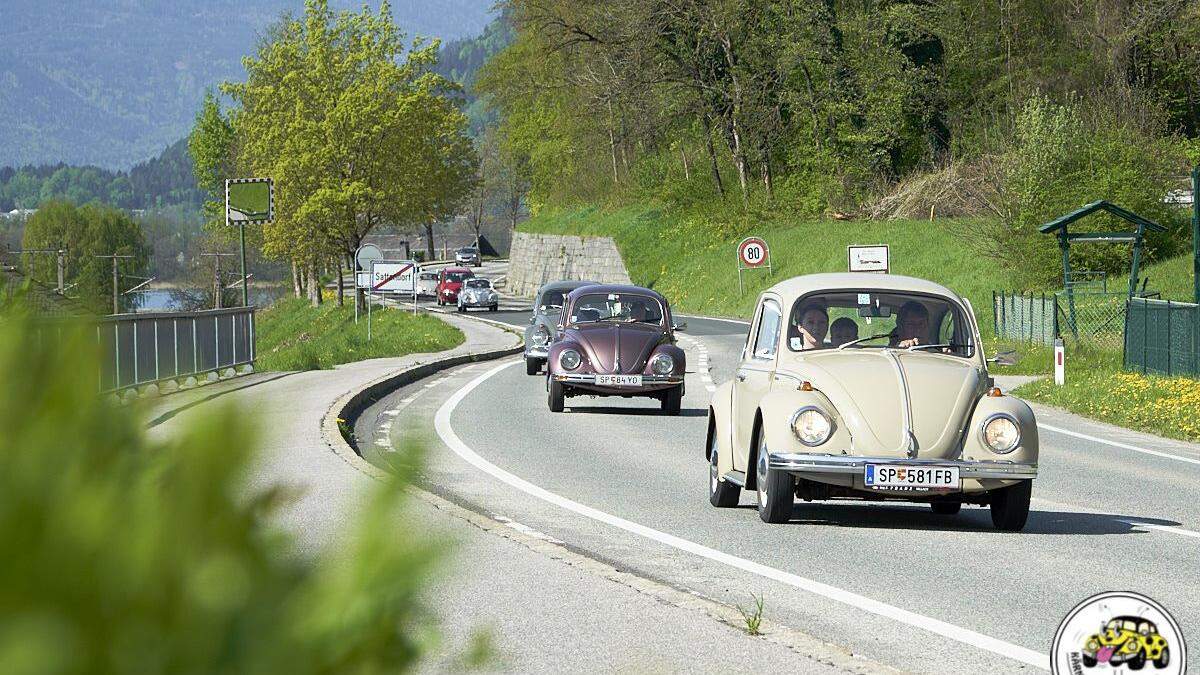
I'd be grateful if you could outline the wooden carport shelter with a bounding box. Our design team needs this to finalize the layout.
[1038,200,1167,300]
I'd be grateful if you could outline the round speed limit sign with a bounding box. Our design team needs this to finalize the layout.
[738,237,769,268]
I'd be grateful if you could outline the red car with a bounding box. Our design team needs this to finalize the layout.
[435,267,475,306]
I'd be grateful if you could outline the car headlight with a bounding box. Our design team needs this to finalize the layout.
[790,407,832,446]
[650,353,674,375]
[533,325,550,345]
[1087,640,1098,651]
[980,413,1020,453]
[559,349,581,370]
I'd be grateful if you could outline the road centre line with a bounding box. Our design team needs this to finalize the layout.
[434,359,1048,670]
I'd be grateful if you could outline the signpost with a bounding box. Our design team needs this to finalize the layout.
[736,236,771,295]
[366,260,418,340]
[848,245,889,273]
[1054,338,1065,385]
[225,178,274,308]
[354,244,383,324]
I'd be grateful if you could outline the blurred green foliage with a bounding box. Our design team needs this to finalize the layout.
[0,311,441,674]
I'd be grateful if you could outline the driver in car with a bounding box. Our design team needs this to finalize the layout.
[790,303,829,350]
[891,301,930,348]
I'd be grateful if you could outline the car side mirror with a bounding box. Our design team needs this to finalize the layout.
[529,316,536,325]
[672,321,687,332]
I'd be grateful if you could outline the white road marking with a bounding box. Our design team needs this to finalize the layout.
[435,359,1048,670]
[492,514,564,543]
[1119,519,1200,539]
[1039,423,1200,466]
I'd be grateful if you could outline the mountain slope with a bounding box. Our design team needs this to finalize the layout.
[0,0,494,168]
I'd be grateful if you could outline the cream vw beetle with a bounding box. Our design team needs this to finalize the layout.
[706,273,1038,531]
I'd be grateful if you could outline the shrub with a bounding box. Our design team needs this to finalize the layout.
[0,312,441,674]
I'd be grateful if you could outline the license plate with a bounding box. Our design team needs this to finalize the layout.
[864,464,960,489]
[596,374,642,386]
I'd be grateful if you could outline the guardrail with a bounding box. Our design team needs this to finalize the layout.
[96,307,255,393]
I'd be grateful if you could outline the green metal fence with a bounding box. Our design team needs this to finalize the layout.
[1124,297,1200,377]
[1056,290,1130,351]
[993,291,1058,345]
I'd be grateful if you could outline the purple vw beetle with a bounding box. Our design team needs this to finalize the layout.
[546,284,687,414]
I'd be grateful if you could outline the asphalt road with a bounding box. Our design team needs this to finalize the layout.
[355,305,1200,675]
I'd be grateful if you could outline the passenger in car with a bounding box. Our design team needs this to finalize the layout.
[830,317,859,346]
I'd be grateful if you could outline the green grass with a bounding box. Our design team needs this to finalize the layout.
[1143,251,1200,303]
[520,204,1023,325]
[256,297,463,371]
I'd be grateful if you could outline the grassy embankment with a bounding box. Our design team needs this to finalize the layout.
[522,203,1200,441]
[256,297,463,371]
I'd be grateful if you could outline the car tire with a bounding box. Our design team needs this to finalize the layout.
[1082,654,1097,668]
[490,304,498,312]
[457,304,465,313]
[1127,652,1146,670]
[990,480,1032,531]
[755,432,793,523]
[548,378,565,413]
[930,501,961,515]
[525,357,540,376]
[661,386,682,415]
[708,435,740,507]
[1154,647,1169,668]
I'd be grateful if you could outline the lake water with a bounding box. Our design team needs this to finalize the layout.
[129,287,287,312]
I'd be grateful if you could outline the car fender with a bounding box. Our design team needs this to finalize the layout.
[547,340,590,375]
[962,394,1038,466]
[757,388,851,456]
[646,343,686,376]
[706,380,735,477]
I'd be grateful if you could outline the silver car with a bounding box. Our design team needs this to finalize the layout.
[457,277,498,312]
[524,280,598,375]
[455,247,481,267]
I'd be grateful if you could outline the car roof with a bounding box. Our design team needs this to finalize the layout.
[765,273,965,304]
[1111,616,1156,626]
[565,283,666,302]
[537,280,599,294]
[442,267,472,273]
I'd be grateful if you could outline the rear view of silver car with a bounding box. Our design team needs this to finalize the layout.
[525,280,597,375]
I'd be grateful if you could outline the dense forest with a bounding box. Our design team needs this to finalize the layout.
[479,0,1200,282]
[0,139,204,212]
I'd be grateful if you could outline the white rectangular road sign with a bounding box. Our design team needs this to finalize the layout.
[370,260,417,293]
[848,245,889,273]
[356,271,372,289]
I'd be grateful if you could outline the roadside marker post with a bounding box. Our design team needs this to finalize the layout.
[1054,338,1065,385]
[736,237,771,295]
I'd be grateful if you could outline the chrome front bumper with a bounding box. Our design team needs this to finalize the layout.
[553,373,684,386]
[525,344,549,358]
[769,453,1038,480]
[459,297,496,307]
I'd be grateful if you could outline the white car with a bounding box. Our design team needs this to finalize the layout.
[457,277,498,312]
[416,271,439,298]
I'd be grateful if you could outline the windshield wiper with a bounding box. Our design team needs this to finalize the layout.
[907,343,969,352]
[837,333,894,350]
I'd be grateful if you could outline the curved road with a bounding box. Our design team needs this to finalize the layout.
[356,309,1200,674]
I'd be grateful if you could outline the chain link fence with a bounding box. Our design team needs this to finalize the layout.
[992,291,1058,345]
[1125,297,1200,377]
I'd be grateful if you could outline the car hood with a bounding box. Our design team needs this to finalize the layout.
[441,281,463,291]
[564,322,665,373]
[781,350,984,458]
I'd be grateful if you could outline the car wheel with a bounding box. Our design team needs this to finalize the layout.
[1127,652,1146,670]
[930,501,961,515]
[708,434,740,507]
[457,304,465,313]
[661,385,682,415]
[525,357,540,376]
[990,480,1032,531]
[1082,654,1096,668]
[755,432,793,523]
[490,304,498,312]
[548,378,565,413]
[1154,647,1169,668]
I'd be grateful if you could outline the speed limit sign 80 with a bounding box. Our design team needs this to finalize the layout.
[738,237,769,268]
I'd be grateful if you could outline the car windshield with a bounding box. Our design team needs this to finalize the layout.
[786,290,974,358]
[444,272,471,282]
[540,289,567,310]
[458,248,476,254]
[464,279,490,289]
[569,292,664,325]
[420,272,437,280]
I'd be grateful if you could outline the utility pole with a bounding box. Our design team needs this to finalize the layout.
[201,252,236,310]
[15,247,67,293]
[95,254,134,315]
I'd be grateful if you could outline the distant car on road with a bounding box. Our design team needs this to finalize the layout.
[436,267,474,306]
[457,277,499,312]
[455,246,481,267]
[416,270,439,298]
[524,280,598,375]
[705,273,1038,530]
[546,284,686,414]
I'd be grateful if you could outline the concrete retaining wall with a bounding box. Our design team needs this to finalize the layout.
[506,232,633,298]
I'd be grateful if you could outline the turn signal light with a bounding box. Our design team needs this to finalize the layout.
[988,387,1003,397]
[800,381,813,391]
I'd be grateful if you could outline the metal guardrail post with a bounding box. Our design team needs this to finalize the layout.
[233,310,238,363]
[173,319,179,378]
[114,324,121,390]
[132,319,139,386]
[193,317,198,374]
[153,320,160,382]
[214,315,220,370]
